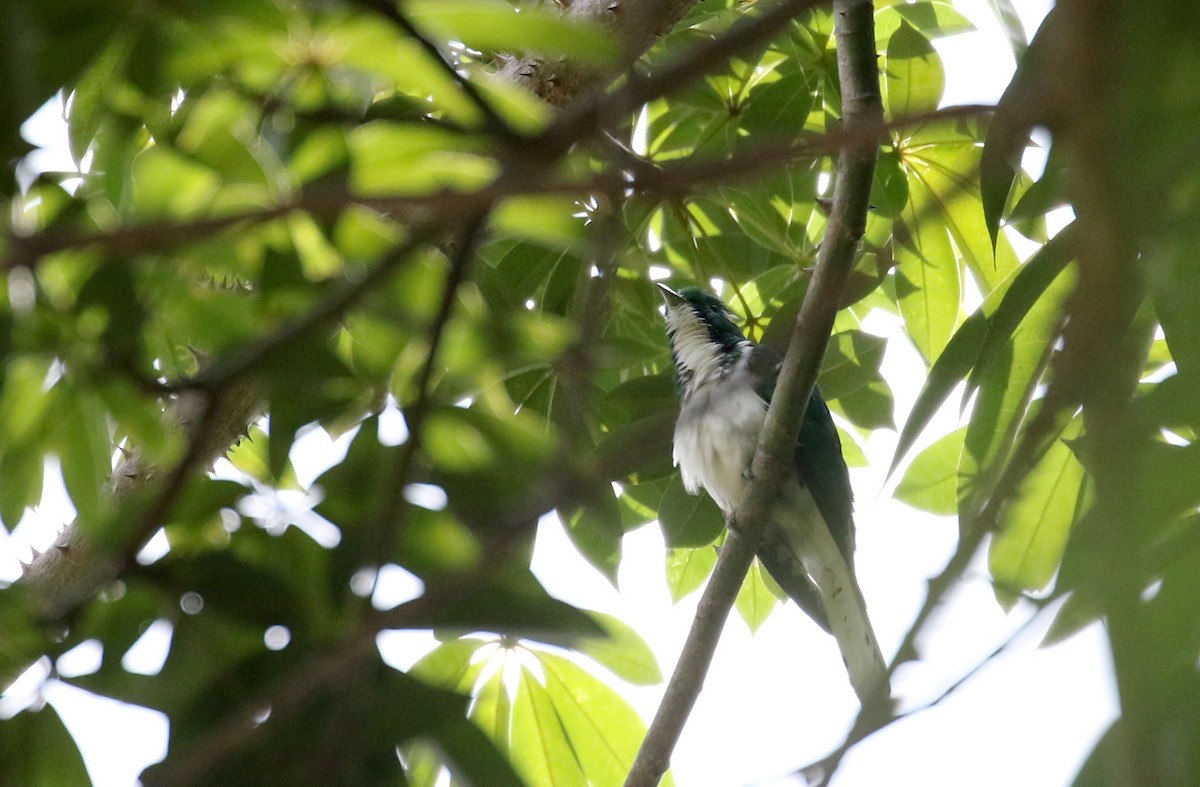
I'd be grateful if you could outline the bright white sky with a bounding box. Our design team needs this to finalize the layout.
[3,2,1117,786]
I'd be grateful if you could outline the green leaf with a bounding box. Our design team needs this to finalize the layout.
[666,546,718,603]
[575,611,662,686]
[875,2,975,45]
[0,705,90,787]
[493,196,584,249]
[470,664,513,749]
[53,383,112,526]
[735,560,779,632]
[510,665,586,787]
[966,225,1077,394]
[829,377,895,431]
[348,121,496,196]
[408,0,619,64]
[0,444,45,531]
[169,478,246,530]
[1148,236,1200,380]
[959,261,1075,520]
[900,121,1022,291]
[819,330,889,401]
[739,71,817,135]
[561,491,623,584]
[989,417,1086,601]
[890,228,1076,475]
[657,473,726,549]
[431,694,527,787]
[409,637,488,692]
[983,0,1028,58]
[894,427,965,515]
[883,22,945,118]
[894,218,959,364]
[539,652,651,787]
[394,568,604,645]
[594,412,676,482]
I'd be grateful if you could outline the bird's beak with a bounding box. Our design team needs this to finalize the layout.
[657,282,686,306]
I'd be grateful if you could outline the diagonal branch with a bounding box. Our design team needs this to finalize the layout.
[623,1,884,784]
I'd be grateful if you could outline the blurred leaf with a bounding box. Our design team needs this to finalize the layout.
[396,568,604,645]
[658,473,726,549]
[561,489,623,584]
[492,196,584,249]
[53,383,112,525]
[890,228,1076,475]
[666,546,718,603]
[989,417,1086,601]
[576,611,662,686]
[984,0,1028,58]
[0,705,90,787]
[349,122,496,196]
[408,0,619,64]
[1148,239,1200,380]
[894,427,965,516]
[735,560,778,633]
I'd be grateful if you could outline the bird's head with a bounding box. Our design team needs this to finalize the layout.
[658,284,749,393]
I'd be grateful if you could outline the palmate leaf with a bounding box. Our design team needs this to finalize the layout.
[511,664,586,787]
[899,118,1024,293]
[538,652,669,787]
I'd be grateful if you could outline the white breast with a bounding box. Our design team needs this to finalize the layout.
[673,358,767,514]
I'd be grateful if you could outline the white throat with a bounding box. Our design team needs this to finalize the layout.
[665,306,747,394]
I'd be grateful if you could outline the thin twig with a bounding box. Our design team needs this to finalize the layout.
[5,102,996,275]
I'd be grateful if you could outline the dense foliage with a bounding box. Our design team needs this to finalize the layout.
[2,0,1199,784]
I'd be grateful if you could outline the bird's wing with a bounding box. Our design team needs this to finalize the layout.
[796,388,856,566]
[749,345,855,565]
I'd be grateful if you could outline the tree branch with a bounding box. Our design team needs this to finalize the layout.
[1,0,730,693]
[624,2,884,784]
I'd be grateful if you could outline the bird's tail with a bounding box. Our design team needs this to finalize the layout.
[758,484,889,706]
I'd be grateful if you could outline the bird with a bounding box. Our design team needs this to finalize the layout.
[657,283,856,633]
